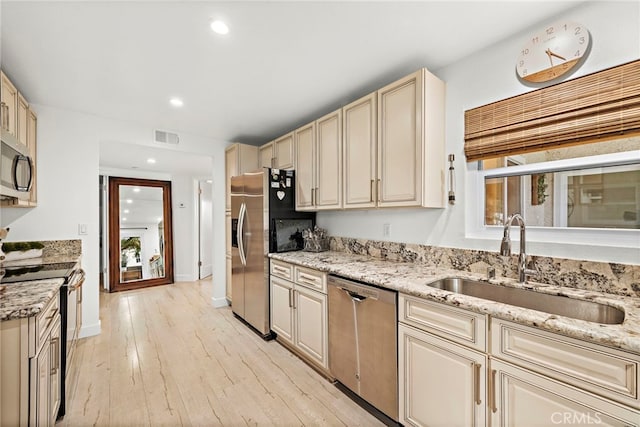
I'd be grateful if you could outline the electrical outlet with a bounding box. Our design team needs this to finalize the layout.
[383,223,391,237]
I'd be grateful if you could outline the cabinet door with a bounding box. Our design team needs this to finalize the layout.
[259,142,274,168]
[1,71,18,136]
[490,359,639,427]
[17,93,28,146]
[315,110,342,209]
[35,338,51,427]
[294,123,315,210]
[27,109,37,205]
[399,324,486,427]
[377,70,423,207]
[50,319,61,422]
[273,132,295,170]
[225,145,239,210]
[343,93,377,208]
[294,285,327,369]
[270,277,294,344]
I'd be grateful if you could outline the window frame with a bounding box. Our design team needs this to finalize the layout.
[467,150,640,249]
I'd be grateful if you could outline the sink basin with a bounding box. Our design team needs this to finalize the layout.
[428,277,625,325]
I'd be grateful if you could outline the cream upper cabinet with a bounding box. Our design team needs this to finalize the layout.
[225,143,258,210]
[17,93,29,146]
[258,142,274,168]
[1,71,18,137]
[343,93,377,209]
[315,110,342,209]
[399,323,486,427]
[27,108,38,205]
[273,132,295,170]
[295,110,342,211]
[377,69,445,208]
[294,122,315,210]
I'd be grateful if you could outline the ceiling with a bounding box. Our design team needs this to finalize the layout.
[119,185,164,226]
[100,141,213,176]
[1,1,581,147]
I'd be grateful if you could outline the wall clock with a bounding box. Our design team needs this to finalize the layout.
[516,21,591,83]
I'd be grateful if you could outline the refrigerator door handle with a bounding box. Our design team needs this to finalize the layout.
[237,202,247,266]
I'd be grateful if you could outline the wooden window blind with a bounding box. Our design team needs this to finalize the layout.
[464,60,640,162]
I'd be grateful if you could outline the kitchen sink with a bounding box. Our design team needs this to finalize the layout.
[427,277,625,325]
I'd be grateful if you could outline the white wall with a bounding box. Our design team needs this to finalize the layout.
[1,104,227,337]
[318,1,640,265]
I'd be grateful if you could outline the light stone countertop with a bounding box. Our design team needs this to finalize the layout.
[269,250,640,355]
[0,278,64,321]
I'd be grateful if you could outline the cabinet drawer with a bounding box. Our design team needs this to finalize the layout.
[491,318,640,410]
[32,294,60,356]
[270,260,293,281]
[398,294,487,352]
[294,266,327,293]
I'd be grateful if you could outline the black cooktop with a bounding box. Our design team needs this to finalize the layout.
[0,262,78,284]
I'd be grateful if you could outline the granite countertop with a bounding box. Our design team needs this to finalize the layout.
[1,254,82,267]
[0,278,64,321]
[269,251,640,355]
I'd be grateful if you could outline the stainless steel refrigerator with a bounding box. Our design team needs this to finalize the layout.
[230,168,314,338]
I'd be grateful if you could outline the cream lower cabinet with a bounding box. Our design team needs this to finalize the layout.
[399,324,486,427]
[1,294,62,427]
[269,260,328,371]
[399,294,640,426]
[490,359,639,427]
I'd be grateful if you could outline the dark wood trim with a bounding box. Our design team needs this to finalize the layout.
[108,177,174,292]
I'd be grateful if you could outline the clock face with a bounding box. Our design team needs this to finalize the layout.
[516,21,591,83]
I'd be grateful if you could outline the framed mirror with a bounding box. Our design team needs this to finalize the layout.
[108,177,174,292]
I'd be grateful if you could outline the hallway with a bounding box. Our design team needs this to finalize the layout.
[59,280,381,426]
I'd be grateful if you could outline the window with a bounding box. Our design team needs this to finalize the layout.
[481,138,640,230]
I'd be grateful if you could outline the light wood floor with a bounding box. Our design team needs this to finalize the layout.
[58,279,382,426]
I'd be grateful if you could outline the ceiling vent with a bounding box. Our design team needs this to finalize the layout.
[154,129,180,145]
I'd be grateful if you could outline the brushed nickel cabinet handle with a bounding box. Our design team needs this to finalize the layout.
[50,337,59,375]
[288,288,293,308]
[490,369,497,413]
[315,187,319,206]
[473,362,481,405]
[311,188,314,206]
[370,180,374,202]
[377,179,381,202]
[292,289,297,309]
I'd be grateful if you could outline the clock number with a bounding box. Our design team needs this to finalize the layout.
[579,36,585,44]
[574,27,581,35]
[575,50,581,57]
[519,60,524,67]
[532,36,539,44]
[521,48,529,56]
[546,26,554,35]
[522,69,528,76]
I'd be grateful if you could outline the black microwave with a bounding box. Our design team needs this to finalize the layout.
[1,136,33,200]
[270,218,314,253]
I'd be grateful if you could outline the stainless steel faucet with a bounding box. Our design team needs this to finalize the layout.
[500,213,537,283]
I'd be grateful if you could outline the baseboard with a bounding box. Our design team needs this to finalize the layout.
[175,273,196,282]
[79,320,101,338]
[211,296,229,308]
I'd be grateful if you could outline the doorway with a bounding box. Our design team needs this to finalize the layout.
[108,176,174,292]
[198,180,213,279]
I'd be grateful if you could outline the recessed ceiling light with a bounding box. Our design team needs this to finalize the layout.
[210,20,229,35]
[206,179,213,184]
[122,218,127,221]
[169,97,184,107]
[147,158,156,164]
[126,199,133,204]
[124,209,130,214]
[133,187,141,193]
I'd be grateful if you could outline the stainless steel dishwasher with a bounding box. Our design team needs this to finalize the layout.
[328,275,398,422]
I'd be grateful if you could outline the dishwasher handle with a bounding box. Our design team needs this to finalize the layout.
[344,289,367,303]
